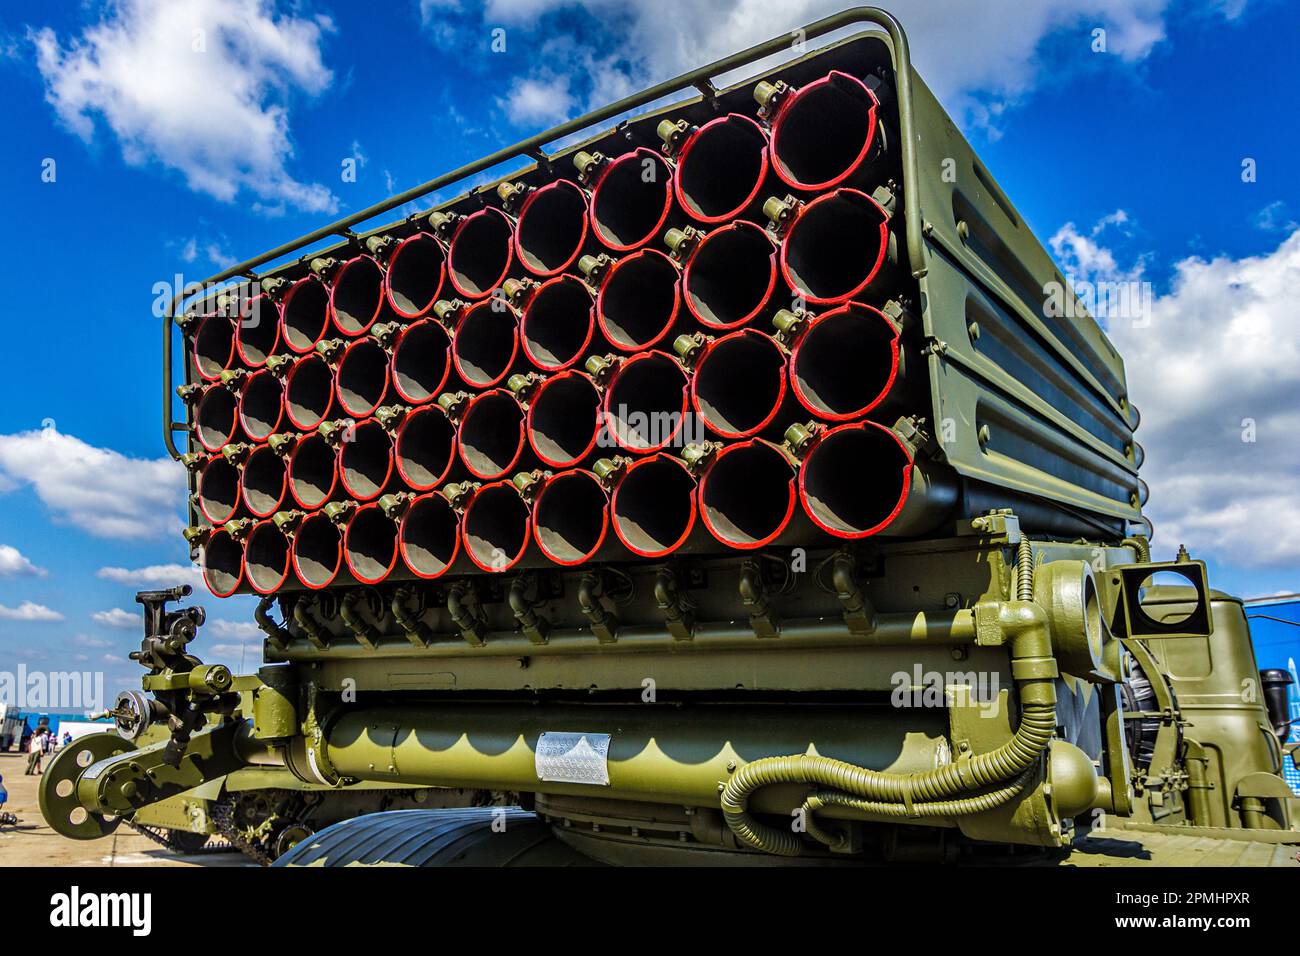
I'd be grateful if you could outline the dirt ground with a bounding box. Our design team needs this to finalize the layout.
[0,750,250,867]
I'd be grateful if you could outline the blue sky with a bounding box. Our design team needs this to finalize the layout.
[0,0,1297,697]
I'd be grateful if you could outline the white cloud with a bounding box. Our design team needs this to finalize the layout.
[92,608,140,629]
[0,427,183,540]
[1098,227,1300,567]
[97,563,204,588]
[0,601,63,621]
[438,0,1236,131]
[208,619,261,639]
[0,544,46,578]
[499,73,576,127]
[74,633,114,648]
[179,236,238,269]
[31,0,337,212]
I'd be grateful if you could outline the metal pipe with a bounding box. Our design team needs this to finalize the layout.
[531,469,613,566]
[600,351,690,454]
[783,301,904,421]
[236,367,285,442]
[292,509,344,589]
[282,352,336,430]
[193,381,240,452]
[686,328,791,439]
[333,336,391,418]
[343,502,401,585]
[609,452,699,558]
[233,292,282,368]
[244,519,293,594]
[587,249,682,351]
[461,477,533,573]
[383,232,446,318]
[398,490,462,579]
[239,442,288,518]
[508,178,590,276]
[661,112,771,224]
[514,275,596,371]
[326,254,385,336]
[192,315,235,382]
[438,207,515,300]
[581,146,675,252]
[776,187,894,306]
[442,298,521,389]
[394,403,457,491]
[337,418,397,502]
[279,275,331,354]
[286,431,338,510]
[200,524,246,597]
[195,453,242,525]
[697,438,811,550]
[388,317,452,404]
[523,369,602,468]
[457,388,528,480]
[671,220,780,331]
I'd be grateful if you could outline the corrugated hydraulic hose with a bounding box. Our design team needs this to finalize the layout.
[721,585,1059,856]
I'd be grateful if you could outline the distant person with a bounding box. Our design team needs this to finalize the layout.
[63,730,72,747]
[44,730,55,755]
[0,772,13,826]
[25,729,45,774]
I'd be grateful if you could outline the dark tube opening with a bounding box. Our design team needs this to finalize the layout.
[245,523,290,594]
[235,295,280,367]
[289,434,336,510]
[396,406,456,489]
[529,373,601,466]
[612,456,695,557]
[448,208,513,298]
[197,458,241,524]
[202,532,243,596]
[401,493,459,578]
[281,276,331,353]
[294,514,341,588]
[458,391,524,479]
[345,506,398,583]
[241,446,287,517]
[693,332,786,437]
[454,302,518,387]
[801,423,910,537]
[590,149,673,250]
[239,371,283,441]
[285,355,334,429]
[386,233,445,317]
[782,190,886,304]
[684,223,776,329]
[339,421,393,501]
[598,251,680,350]
[701,442,794,548]
[195,386,239,451]
[463,484,529,571]
[392,319,451,403]
[604,353,687,452]
[516,180,588,275]
[331,256,384,335]
[792,304,899,419]
[336,339,390,417]
[522,276,593,370]
[193,316,235,381]
[534,471,607,564]
[771,74,878,190]
[677,115,768,222]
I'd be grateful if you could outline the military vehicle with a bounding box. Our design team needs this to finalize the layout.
[40,7,1299,866]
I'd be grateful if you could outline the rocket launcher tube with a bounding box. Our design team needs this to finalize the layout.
[522,369,603,468]
[333,336,391,419]
[337,417,397,502]
[531,469,614,566]
[192,314,236,382]
[233,292,282,368]
[237,367,285,442]
[283,352,336,430]
[607,452,700,559]
[292,509,344,589]
[461,477,533,573]
[394,403,458,491]
[240,442,288,518]
[244,518,293,594]
[585,249,682,352]
[506,178,591,277]
[279,275,331,354]
[669,220,780,331]
[456,388,529,481]
[599,350,690,454]
[696,438,813,550]
[435,206,515,300]
[579,147,675,252]
[660,112,772,225]
[343,500,402,585]
[774,187,895,306]
[383,231,446,318]
[286,431,338,510]
[388,317,453,404]
[398,490,463,579]
[513,274,596,372]
[684,328,792,439]
[328,253,385,336]
[781,300,906,421]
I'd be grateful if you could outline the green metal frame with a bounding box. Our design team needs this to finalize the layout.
[161,6,922,460]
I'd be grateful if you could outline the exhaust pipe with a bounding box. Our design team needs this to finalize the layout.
[514,369,602,468]
[342,500,401,585]
[236,366,285,442]
[283,352,336,430]
[430,207,515,300]
[192,315,236,382]
[596,351,690,454]
[193,379,241,452]
[461,477,533,573]
[314,254,385,337]
[531,469,613,566]
[502,179,590,276]
[771,188,895,306]
[508,275,595,372]
[382,317,452,405]
[383,232,446,318]
[393,403,458,491]
[328,336,390,419]
[233,292,282,368]
[789,420,957,539]
[669,221,779,331]
[286,431,338,510]
[335,417,398,502]
[398,490,463,579]
[193,452,243,525]
[578,147,675,252]
[659,113,771,224]
[199,523,248,598]
[606,453,699,558]
[292,508,346,589]
[453,388,527,480]
[758,70,890,192]
[279,275,332,354]
[696,439,811,549]
[584,249,682,352]
[244,518,293,594]
[436,298,521,389]
[780,301,904,421]
[240,441,289,518]
[680,329,791,439]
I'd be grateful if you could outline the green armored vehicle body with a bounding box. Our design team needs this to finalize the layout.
[41,7,1298,866]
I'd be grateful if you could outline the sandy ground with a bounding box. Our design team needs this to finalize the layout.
[0,751,250,867]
